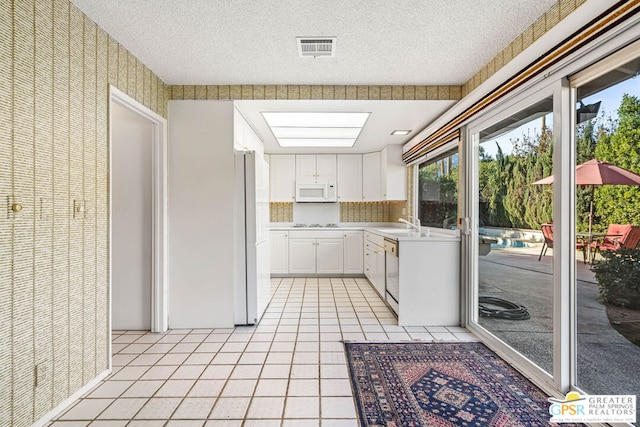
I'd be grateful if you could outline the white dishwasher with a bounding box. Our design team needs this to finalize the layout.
[384,238,399,314]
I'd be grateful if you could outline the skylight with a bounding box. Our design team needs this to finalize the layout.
[262,112,370,148]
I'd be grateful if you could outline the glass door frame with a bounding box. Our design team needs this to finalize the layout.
[459,21,640,402]
[462,76,575,396]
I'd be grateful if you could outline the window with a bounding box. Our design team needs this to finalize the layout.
[573,54,640,400]
[417,149,459,229]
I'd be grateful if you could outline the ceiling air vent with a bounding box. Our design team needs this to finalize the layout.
[297,37,336,58]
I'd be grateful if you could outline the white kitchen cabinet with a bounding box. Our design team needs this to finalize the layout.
[295,155,317,181]
[285,230,355,275]
[270,230,289,275]
[316,154,337,181]
[289,238,344,274]
[364,231,385,296]
[337,155,363,201]
[234,109,264,156]
[296,154,336,182]
[316,239,344,274]
[380,145,406,200]
[362,152,381,201]
[270,155,296,202]
[343,231,363,274]
[288,238,317,274]
[362,148,406,201]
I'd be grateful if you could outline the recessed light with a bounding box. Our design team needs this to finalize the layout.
[391,130,412,136]
[271,127,362,139]
[277,138,356,148]
[263,112,369,128]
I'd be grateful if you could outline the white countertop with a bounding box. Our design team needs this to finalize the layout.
[270,223,461,242]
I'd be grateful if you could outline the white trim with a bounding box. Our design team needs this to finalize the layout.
[31,369,110,427]
[460,14,640,417]
[552,77,574,393]
[109,86,168,334]
[570,38,640,87]
[466,81,558,392]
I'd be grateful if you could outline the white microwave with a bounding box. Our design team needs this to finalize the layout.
[295,180,337,202]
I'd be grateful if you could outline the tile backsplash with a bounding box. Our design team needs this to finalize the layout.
[270,201,407,223]
[269,201,407,222]
[341,201,407,222]
[270,202,293,222]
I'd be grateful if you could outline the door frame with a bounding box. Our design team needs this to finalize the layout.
[463,78,561,395]
[109,86,168,337]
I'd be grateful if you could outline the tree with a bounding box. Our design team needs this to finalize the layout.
[594,94,640,227]
[479,143,511,227]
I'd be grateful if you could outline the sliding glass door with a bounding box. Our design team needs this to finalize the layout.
[462,38,640,414]
[572,52,640,404]
[468,95,556,378]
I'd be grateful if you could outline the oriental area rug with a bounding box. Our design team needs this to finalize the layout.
[345,342,586,427]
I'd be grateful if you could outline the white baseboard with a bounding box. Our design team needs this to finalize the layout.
[31,369,111,427]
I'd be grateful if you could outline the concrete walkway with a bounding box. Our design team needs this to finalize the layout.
[477,246,640,404]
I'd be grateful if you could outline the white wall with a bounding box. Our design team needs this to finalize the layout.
[111,102,153,330]
[168,101,236,328]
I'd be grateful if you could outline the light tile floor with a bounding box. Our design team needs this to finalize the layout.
[49,277,477,426]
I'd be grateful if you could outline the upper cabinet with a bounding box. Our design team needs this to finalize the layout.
[234,108,264,156]
[362,147,406,201]
[270,148,405,202]
[362,152,381,201]
[380,145,406,201]
[296,154,337,182]
[270,155,296,202]
[337,155,363,202]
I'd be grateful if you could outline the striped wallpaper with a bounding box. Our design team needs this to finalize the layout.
[0,0,593,425]
[0,1,169,426]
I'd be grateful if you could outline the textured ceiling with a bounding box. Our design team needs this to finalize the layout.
[70,0,558,86]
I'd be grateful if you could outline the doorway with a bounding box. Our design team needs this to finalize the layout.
[109,86,168,334]
[111,102,152,330]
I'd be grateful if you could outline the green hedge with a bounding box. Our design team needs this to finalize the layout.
[592,248,640,309]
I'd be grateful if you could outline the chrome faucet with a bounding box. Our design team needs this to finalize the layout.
[398,216,421,233]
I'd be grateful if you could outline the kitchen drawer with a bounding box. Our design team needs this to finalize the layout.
[364,231,385,247]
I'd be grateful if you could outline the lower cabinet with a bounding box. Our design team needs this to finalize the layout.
[289,238,344,274]
[343,231,364,274]
[270,230,289,274]
[315,239,344,274]
[271,230,363,275]
[364,232,385,296]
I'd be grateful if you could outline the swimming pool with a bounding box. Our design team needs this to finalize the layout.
[490,238,534,248]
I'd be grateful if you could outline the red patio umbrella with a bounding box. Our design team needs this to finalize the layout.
[533,159,640,234]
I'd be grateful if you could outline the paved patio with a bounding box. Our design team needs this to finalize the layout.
[478,244,640,403]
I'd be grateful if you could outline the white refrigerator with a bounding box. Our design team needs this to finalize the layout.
[234,151,271,325]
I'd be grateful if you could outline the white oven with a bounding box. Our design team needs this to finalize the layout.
[295,180,337,203]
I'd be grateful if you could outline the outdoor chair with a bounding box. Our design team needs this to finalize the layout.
[592,224,640,255]
[539,222,589,262]
[538,223,553,261]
